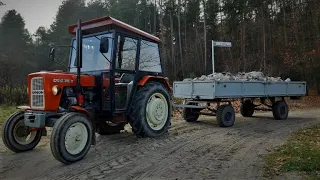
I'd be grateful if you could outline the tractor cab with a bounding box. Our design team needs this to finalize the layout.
[65,17,167,116]
[2,17,172,165]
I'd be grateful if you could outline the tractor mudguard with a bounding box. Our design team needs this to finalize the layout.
[138,76,172,92]
[70,106,93,120]
[16,106,31,111]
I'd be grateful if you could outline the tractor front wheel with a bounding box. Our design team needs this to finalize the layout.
[2,112,42,152]
[50,112,93,164]
[130,82,171,137]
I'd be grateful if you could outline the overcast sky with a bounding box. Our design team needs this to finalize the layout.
[0,0,63,34]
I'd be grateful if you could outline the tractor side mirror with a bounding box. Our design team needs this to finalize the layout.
[49,47,55,61]
[100,37,109,53]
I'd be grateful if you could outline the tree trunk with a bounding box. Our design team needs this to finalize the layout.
[178,0,184,78]
[169,5,176,78]
[202,0,207,75]
[154,0,157,34]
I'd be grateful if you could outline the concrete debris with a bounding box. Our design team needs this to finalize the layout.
[183,71,291,82]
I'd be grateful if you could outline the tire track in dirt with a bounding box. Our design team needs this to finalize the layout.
[32,123,201,180]
[65,128,218,179]
[1,110,320,180]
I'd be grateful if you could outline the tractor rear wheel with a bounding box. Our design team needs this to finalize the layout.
[2,111,42,152]
[50,112,93,164]
[96,122,125,135]
[129,82,171,137]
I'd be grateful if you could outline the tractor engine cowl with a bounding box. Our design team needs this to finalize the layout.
[27,71,95,111]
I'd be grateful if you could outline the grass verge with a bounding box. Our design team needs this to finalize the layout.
[265,125,320,179]
[0,106,17,129]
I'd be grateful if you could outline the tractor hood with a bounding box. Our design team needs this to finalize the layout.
[27,71,96,111]
[28,71,95,87]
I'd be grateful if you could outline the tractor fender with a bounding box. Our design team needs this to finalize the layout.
[137,76,172,92]
[16,106,31,111]
[70,106,93,120]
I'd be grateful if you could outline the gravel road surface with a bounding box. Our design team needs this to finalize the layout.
[1,109,319,180]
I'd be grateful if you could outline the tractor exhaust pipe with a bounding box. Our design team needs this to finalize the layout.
[75,19,83,105]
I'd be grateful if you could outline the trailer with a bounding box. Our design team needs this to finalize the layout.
[173,80,307,127]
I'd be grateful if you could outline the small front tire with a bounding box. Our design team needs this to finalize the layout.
[216,105,235,127]
[240,100,255,117]
[183,101,200,122]
[272,100,289,120]
[50,112,93,164]
[2,111,42,153]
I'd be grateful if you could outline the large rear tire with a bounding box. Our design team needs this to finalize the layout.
[2,111,42,152]
[216,104,235,127]
[129,82,171,138]
[50,112,93,164]
[96,122,125,135]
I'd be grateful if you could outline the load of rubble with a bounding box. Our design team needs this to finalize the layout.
[183,71,291,82]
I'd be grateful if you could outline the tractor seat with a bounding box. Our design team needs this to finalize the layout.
[119,73,134,83]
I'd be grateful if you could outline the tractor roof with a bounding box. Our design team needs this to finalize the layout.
[68,16,160,43]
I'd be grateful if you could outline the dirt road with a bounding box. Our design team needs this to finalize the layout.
[1,109,320,180]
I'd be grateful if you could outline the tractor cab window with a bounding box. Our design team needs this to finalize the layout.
[139,40,162,73]
[69,33,112,72]
[116,36,137,71]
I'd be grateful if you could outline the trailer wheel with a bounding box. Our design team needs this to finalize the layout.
[96,122,125,135]
[183,102,200,122]
[129,82,171,138]
[272,100,288,120]
[2,111,42,152]
[216,105,235,127]
[50,112,93,164]
[240,100,255,117]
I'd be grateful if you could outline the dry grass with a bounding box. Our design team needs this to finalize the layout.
[265,125,320,180]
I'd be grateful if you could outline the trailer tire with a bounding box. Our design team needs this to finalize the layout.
[272,100,288,120]
[129,82,171,138]
[183,102,200,122]
[96,122,125,135]
[240,100,255,117]
[2,111,42,153]
[217,104,235,127]
[50,112,93,164]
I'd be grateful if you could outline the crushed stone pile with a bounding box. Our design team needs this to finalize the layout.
[183,71,291,82]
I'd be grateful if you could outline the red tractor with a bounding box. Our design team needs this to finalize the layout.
[2,17,172,164]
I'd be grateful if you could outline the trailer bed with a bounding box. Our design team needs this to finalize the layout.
[173,81,307,99]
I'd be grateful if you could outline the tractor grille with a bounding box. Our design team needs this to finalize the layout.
[31,77,45,109]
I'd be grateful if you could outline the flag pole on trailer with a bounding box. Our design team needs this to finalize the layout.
[212,41,232,73]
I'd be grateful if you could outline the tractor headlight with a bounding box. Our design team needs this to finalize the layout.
[52,85,61,96]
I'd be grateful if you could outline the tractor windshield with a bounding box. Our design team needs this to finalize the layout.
[69,33,113,72]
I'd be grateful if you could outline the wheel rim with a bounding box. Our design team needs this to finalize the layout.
[65,122,88,155]
[225,112,232,122]
[13,120,37,145]
[146,93,169,131]
[280,106,286,115]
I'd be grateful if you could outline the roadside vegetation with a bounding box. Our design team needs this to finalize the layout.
[265,125,320,180]
[0,106,17,127]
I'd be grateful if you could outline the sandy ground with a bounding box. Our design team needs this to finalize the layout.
[1,109,320,180]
